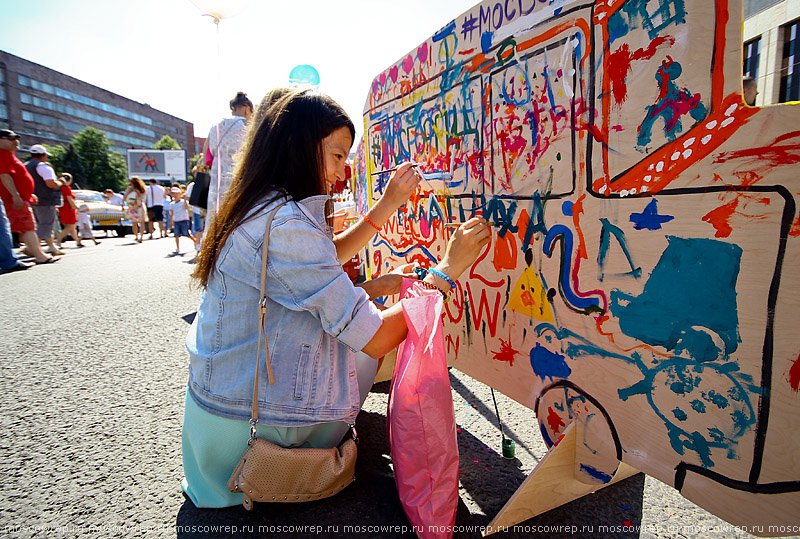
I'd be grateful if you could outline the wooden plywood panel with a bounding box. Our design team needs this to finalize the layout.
[357,0,800,530]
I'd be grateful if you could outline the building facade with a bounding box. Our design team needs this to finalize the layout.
[0,50,194,157]
[743,0,800,106]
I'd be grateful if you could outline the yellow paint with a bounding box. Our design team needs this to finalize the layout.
[508,266,554,321]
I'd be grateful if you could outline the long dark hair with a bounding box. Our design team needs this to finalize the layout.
[193,90,355,288]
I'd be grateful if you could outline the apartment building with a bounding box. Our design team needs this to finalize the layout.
[0,50,194,156]
[743,0,800,106]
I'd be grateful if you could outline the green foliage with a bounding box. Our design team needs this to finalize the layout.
[153,135,181,150]
[70,127,127,191]
[46,143,87,187]
[187,153,203,181]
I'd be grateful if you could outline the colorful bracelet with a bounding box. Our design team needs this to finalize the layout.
[413,267,428,280]
[428,268,456,290]
[362,214,382,231]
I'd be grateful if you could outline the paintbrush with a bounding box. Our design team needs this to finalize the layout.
[444,222,499,227]
[370,164,419,175]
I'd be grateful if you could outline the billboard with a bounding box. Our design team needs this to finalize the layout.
[126,149,186,182]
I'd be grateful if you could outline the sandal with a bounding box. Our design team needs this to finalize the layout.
[34,257,60,265]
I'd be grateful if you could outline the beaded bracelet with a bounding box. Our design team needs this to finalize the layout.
[428,268,456,290]
[362,214,382,231]
[413,267,428,280]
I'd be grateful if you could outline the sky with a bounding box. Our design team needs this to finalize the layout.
[0,0,478,145]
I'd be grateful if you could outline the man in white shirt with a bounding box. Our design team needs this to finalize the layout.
[145,179,166,239]
[24,144,64,255]
[104,189,123,206]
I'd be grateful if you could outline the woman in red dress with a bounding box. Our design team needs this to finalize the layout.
[55,173,79,247]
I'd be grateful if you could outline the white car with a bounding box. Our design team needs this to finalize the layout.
[72,190,132,237]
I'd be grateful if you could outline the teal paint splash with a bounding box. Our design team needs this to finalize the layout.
[530,343,572,382]
[611,236,742,358]
[598,218,641,281]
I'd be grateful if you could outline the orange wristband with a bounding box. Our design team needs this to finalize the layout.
[363,214,382,231]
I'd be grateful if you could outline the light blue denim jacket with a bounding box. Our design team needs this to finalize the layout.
[186,195,383,426]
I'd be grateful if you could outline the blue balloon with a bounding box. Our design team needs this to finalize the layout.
[288,64,320,87]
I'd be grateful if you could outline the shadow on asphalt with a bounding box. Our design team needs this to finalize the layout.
[175,383,647,539]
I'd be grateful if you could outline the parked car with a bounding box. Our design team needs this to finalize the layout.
[72,190,132,237]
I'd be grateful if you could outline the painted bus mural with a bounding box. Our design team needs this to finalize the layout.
[355,0,800,533]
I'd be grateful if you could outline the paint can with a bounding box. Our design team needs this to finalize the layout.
[502,438,516,459]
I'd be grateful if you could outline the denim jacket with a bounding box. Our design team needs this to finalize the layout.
[186,195,383,426]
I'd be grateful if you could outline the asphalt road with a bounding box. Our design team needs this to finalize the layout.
[0,235,788,538]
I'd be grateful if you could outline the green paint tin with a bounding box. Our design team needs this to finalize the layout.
[502,438,516,459]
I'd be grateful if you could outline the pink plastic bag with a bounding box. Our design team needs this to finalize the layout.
[388,279,459,539]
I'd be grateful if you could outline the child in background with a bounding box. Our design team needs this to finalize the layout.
[76,204,100,247]
[169,187,194,254]
[163,190,172,237]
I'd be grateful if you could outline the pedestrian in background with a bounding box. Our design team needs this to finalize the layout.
[0,130,57,265]
[185,176,205,264]
[55,173,79,248]
[169,186,194,255]
[0,195,31,273]
[122,176,148,243]
[76,204,100,247]
[25,144,64,256]
[205,91,253,227]
[145,179,166,239]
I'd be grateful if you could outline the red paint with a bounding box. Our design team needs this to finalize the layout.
[491,338,520,367]
[702,199,739,238]
[492,226,517,272]
[788,353,800,392]
[607,37,674,107]
[466,284,503,338]
[547,406,566,435]
[790,214,800,238]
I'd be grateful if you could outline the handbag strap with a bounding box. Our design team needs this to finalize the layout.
[251,200,288,429]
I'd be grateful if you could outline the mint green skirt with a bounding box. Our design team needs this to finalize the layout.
[181,352,378,508]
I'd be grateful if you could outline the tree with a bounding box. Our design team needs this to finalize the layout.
[46,143,87,188]
[153,135,181,150]
[71,127,127,191]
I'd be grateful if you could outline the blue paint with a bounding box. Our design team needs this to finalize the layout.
[690,399,706,413]
[672,407,688,422]
[481,31,493,54]
[579,464,613,483]
[543,224,602,313]
[607,10,630,45]
[636,58,707,149]
[702,390,729,410]
[629,199,674,230]
[562,200,573,216]
[432,20,457,42]
[598,218,641,281]
[539,423,554,447]
[611,236,742,356]
[530,343,572,382]
[613,0,687,40]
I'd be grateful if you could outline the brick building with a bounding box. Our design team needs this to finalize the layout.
[0,50,194,157]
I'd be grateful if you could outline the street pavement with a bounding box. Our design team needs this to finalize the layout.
[0,235,785,538]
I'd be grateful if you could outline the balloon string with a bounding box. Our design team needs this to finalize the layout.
[215,18,221,214]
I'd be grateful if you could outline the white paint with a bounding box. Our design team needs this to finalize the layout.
[706,120,718,129]
[492,0,581,43]
[683,149,692,159]
[671,151,681,161]
[656,161,665,172]
[683,137,696,148]
[701,134,713,145]
[721,117,735,128]
[643,175,652,182]
[725,103,738,116]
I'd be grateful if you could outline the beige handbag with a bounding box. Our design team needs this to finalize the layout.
[227,202,358,510]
